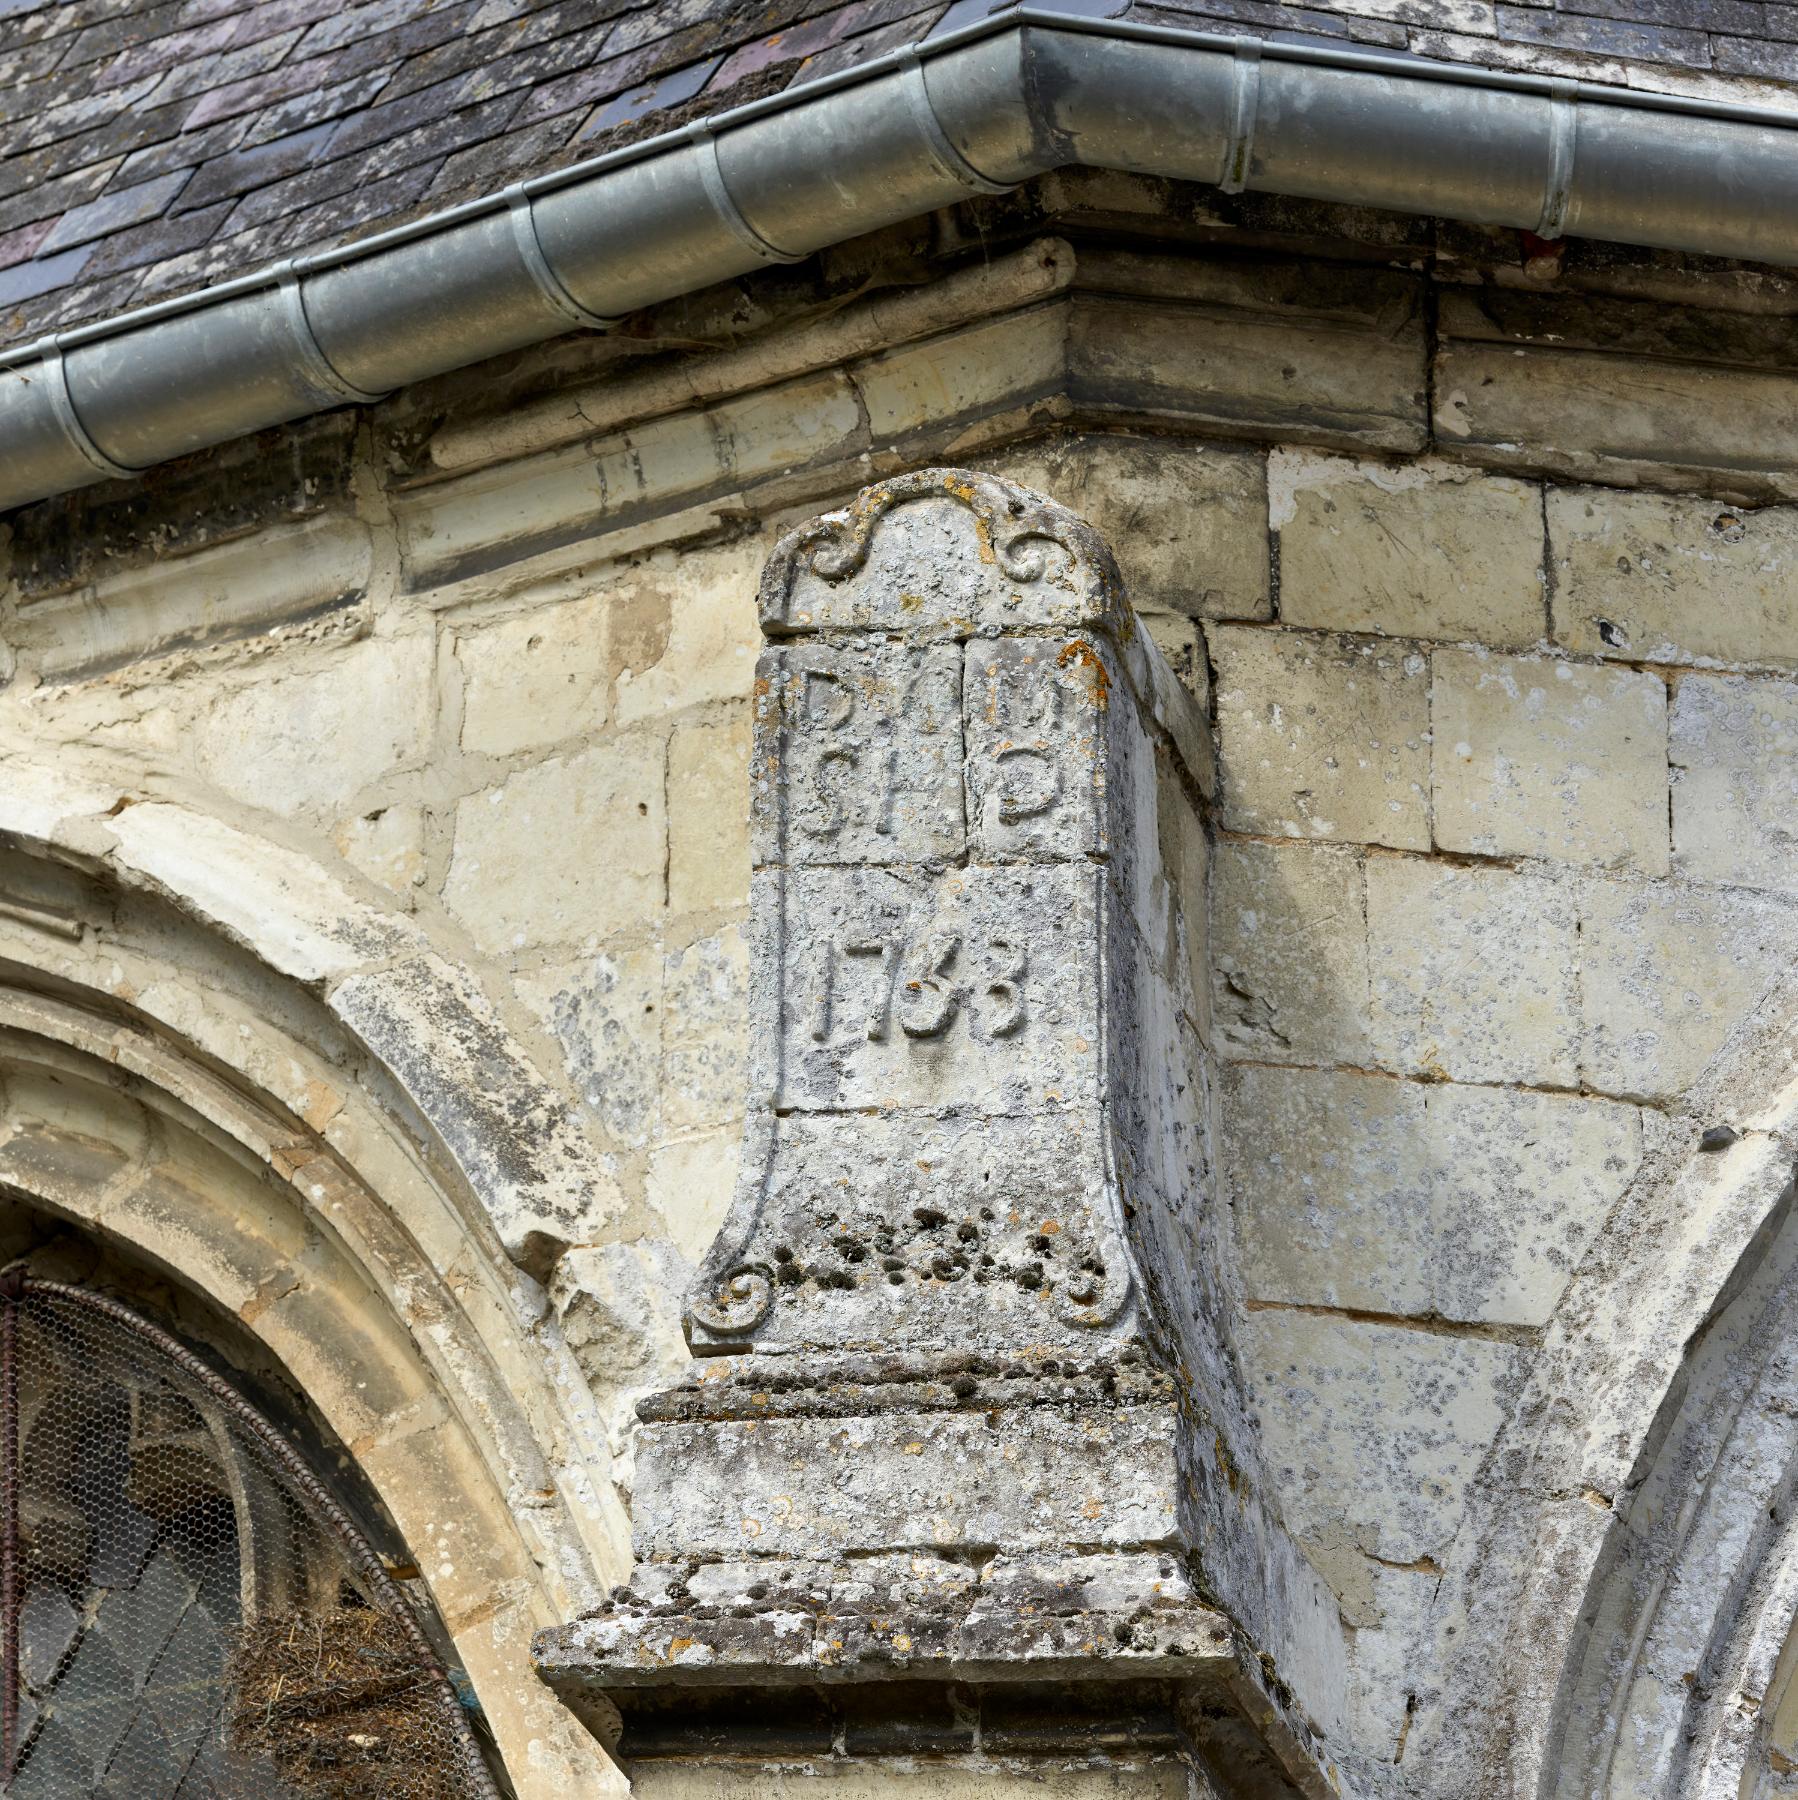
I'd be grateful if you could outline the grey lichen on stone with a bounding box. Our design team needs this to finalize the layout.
[539,472,1336,1798]
[685,468,1198,1359]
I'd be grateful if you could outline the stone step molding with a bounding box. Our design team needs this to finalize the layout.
[534,471,1340,1797]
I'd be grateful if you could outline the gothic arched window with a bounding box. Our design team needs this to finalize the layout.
[0,1278,494,1800]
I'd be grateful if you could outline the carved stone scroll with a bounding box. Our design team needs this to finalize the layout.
[537,472,1337,1799]
[687,469,1203,1358]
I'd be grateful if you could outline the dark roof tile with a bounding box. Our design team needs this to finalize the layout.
[0,244,95,310]
[94,11,247,87]
[510,21,720,125]
[6,0,1798,353]
[0,219,55,270]
[38,172,198,261]
[0,160,122,239]
[375,0,635,104]
[233,70,401,147]
[141,26,308,107]
[1494,2,1712,53]
[12,72,166,160]
[111,114,252,186]
[574,52,720,137]
[8,0,143,56]
[174,122,335,213]
[79,193,237,280]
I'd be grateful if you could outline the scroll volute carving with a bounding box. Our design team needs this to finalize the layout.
[687,469,1206,1361]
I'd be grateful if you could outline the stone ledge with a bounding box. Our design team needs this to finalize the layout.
[637,1349,1173,1423]
[535,1551,1232,1694]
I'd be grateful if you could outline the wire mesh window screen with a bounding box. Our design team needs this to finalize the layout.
[0,1278,497,1800]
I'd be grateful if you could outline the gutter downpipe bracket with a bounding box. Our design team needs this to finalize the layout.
[5,7,1798,511]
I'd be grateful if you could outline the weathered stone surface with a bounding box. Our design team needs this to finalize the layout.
[1431,650,1669,872]
[695,1112,1132,1354]
[1366,858,1579,1085]
[1549,487,1798,669]
[753,642,965,867]
[662,928,750,1135]
[455,593,608,757]
[196,633,432,819]
[765,476,1124,640]
[646,1128,741,1267]
[611,537,765,724]
[444,735,666,953]
[541,1544,1225,1690]
[629,1765,1191,1797]
[1069,277,1426,455]
[1272,452,1545,647]
[668,707,752,915]
[1241,1311,1524,1564]
[632,1401,1181,1560]
[1671,674,1798,892]
[1210,840,1369,1065]
[551,1240,694,1458]
[1229,1066,1641,1325]
[333,802,426,894]
[765,863,1100,1116]
[15,513,372,679]
[1436,292,1798,494]
[965,637,1112,861]
[517,946,663,1151]
[1211,627,1430,850]
[1579,876,1798,1100]
[8,413,358,602]
[399,376,861,589]
[983,435,1271,620]
[332,952,622,1274]
[856,308,1066,440]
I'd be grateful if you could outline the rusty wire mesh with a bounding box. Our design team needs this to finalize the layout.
[0,1279,498,1799]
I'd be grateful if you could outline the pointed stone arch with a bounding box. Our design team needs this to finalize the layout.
[1414,954,1798,1798]
[0,758,632,1796]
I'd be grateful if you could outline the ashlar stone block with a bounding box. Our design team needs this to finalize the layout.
[1366,857,1579,1085]
[196,634,432,820]
[982,434,1271,620]
[669,706,752,914]
[1229,1066,1641,1326]
[454,592,607,758]
[1272,451,1545,648]
[1210,840,1370,1065]
[1550,486,1798,669]
[1670,673,1798,892]
[1211,626,1430,850]
[769,863,1099,1119]
[1579,875,1798,1100]
[443,733,665,953]
[1240,1311,1523,1564]
[1432,650,1669,873]
[753,642,964,867]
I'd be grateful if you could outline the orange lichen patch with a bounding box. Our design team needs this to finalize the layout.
[1056,639,1110,706]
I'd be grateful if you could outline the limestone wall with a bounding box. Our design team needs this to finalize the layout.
[7,187,1798,1794]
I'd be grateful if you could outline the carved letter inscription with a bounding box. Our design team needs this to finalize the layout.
[689,470,1175,1355]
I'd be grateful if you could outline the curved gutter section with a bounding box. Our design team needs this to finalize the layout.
[6,8,1798,510]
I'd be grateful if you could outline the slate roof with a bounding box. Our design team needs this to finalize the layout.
[4,0,1798,351]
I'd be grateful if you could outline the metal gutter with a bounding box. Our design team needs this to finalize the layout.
[7,6,1798,511]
